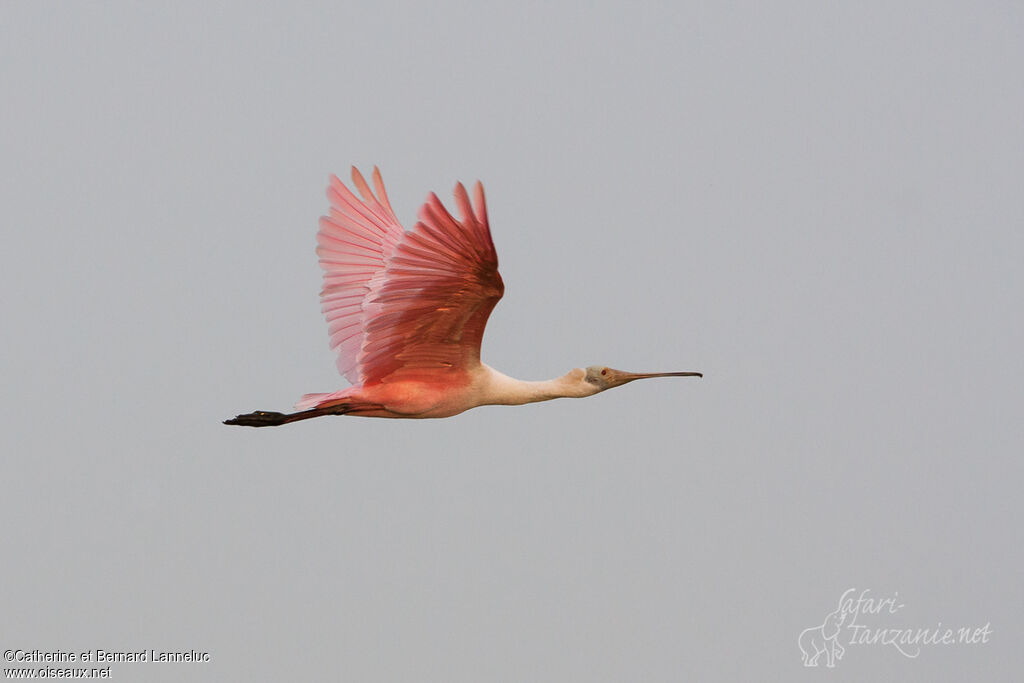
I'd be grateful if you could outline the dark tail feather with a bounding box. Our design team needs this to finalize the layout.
[223,401,382,427]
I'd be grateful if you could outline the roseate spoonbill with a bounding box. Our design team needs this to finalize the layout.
[225,168,701,426]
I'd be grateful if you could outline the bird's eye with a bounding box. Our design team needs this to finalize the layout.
[601,369,607,376]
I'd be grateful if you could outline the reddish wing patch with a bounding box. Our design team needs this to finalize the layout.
[358,182,503,384]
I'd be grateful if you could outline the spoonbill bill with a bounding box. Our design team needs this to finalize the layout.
[225,168,701,426]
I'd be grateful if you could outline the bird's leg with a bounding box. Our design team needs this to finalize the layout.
[223,410,296,427]
[223,402,383,427]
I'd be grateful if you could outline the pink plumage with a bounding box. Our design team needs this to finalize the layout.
[317,168,406,384]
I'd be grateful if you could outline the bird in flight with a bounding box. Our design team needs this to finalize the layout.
[225,168,701,426]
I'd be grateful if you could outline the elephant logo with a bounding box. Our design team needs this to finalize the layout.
[798,608,847,667]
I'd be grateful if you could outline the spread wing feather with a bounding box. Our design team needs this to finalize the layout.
[317,168,503,387]
[317,167,405,383]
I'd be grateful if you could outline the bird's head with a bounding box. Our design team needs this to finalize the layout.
[582,365,703,392]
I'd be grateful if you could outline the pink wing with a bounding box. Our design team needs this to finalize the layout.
[317,167,405,383]
[317,168,504,387]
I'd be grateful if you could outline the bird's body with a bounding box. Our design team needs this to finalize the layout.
[283,365,596,420]
[226,168,700,427]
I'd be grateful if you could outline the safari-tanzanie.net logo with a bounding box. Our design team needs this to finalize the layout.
[798,588,992,668]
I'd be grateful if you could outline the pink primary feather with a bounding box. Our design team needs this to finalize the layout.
[316,168,504,390]
[317,167,405,383]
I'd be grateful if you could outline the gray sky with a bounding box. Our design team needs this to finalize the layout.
[2,2,1021,680]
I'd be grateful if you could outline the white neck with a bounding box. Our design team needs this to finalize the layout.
[478,365,599,406]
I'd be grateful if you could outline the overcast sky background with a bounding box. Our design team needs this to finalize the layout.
[2,2,1021,680]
